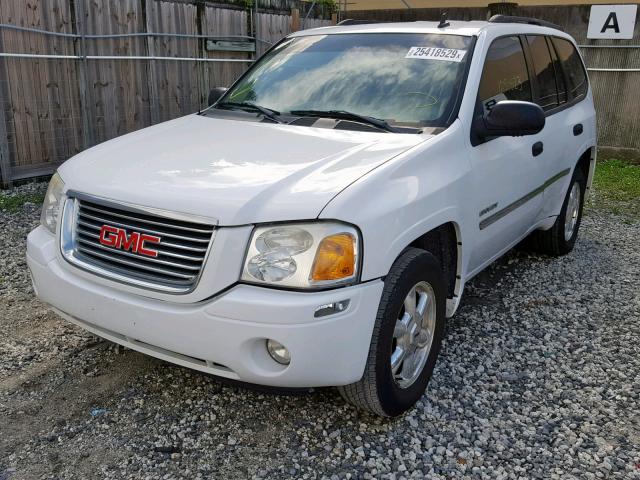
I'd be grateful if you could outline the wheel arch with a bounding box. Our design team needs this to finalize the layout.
[577,146,596,196]
[401,221,463,317]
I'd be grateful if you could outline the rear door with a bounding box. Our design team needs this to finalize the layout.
[539,36,592,217]
[468,36,547,273]
[522,35,569,220]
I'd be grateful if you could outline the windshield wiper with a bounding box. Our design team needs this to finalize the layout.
[216,101,284,124]
[289,109,420,134]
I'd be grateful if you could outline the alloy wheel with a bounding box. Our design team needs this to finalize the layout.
[391,281,437,389]
[564,182,581,242]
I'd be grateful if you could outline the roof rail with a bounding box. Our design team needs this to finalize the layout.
[488,15,564,32]
[336,19,379,26]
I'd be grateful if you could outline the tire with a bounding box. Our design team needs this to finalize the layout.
[525,166,586,257]
[338,248,446,417]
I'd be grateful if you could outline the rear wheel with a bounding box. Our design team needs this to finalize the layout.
[338,248,446,417]
[525,167,586,256]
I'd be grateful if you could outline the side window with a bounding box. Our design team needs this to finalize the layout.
[547,37,568,105]
[478,36,532,114]
[552,37,588,99]
[526,35,559,111]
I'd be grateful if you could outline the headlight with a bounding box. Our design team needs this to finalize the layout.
[241,222,360,289]
[40,172,65,234]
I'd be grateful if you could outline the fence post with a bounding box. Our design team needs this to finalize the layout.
[73,0,96,150]
[254,0,260,56]
[0,107,11,188]
[142,0,161,125]
[0,34,13,187]
[196,2,207,110]
[291,8,300,32]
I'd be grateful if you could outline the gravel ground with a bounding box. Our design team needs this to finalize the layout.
[1,181,639,480]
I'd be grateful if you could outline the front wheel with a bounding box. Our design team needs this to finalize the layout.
[338,248,446,417]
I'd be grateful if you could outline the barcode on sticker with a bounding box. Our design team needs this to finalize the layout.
[405,47,467,63]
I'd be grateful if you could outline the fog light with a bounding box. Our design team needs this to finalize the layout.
[266,339,291,365]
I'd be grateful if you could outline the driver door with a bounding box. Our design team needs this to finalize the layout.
[468,36,547,273]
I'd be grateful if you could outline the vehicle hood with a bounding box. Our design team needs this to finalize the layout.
[59,115,430,225]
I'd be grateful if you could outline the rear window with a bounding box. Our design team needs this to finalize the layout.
[552,37,588,99]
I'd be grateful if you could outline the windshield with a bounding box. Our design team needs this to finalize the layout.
[222,33,473,128]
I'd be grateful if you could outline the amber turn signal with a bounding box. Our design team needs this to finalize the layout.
[310,233,357,283]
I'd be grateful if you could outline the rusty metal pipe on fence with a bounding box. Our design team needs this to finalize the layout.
[0,53,255,63]
[0,23,273,44]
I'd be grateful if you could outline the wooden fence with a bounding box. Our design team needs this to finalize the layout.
[0,0,333,185]
[7,2,637,186]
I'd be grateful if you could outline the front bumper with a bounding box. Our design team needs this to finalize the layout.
[27,226,384,387]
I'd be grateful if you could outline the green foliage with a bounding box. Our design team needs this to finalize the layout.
[314,0,338,13]
[0,191,44,212]
[242,0,337,15]
[590,158,640,218]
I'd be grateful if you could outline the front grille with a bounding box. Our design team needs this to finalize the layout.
[62,196,215,293]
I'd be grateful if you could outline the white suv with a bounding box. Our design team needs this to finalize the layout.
[28,16,596,416]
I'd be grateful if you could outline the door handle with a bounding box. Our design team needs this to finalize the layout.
[573,124,584,136]
[532,141,544,157]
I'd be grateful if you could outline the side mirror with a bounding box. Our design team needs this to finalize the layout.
[208,87,228,106]
[473,100,545,141]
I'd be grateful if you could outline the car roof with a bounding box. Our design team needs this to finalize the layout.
[289,20,566,39]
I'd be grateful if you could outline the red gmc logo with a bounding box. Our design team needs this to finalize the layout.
[98,225,161,258]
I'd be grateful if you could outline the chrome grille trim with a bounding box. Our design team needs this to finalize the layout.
[75,228,206,261]
[77,212,211,243]
[60,191,217,294]
[75,223,208,253]
[79,203,214,234]
[74,245,198,280]
[76,238,202,272]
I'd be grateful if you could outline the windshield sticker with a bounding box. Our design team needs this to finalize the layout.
[405,47,467,63]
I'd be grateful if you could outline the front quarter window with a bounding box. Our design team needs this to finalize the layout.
[477,36,532,114]
[221,33,473,128]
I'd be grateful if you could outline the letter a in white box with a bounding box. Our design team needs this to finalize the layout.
[588,5,637,39]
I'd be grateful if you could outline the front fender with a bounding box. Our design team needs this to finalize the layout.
[319,123,473,284]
